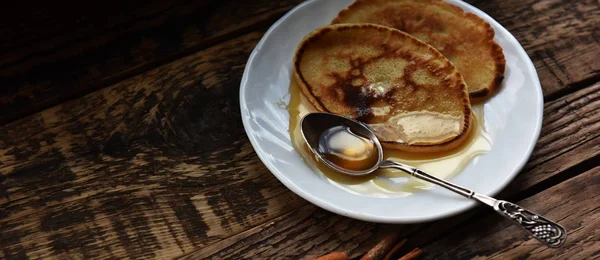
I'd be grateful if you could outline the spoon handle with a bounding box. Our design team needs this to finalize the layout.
[379,160,567,247]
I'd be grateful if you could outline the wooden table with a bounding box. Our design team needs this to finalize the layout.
[1,0,598,259]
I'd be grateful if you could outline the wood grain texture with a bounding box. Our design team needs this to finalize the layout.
[0,1,193,48]
[0,33,310,259]
[0,0,303,124]
[523,82,600,176]
[178,82,600,259]
[466,0,600,96]
[1,0,598,125]
[0,0,209,63]
[420,166,599,260]
[179,204,394,260]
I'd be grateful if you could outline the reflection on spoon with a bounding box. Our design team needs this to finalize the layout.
[318,125,379,172]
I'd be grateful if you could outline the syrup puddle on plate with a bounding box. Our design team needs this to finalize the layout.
[288,80,492,198]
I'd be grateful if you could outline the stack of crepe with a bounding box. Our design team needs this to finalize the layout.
[293,0,505,152]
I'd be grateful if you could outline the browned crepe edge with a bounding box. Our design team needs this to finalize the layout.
[332,0,506,102]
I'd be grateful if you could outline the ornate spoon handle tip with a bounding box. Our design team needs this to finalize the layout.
[495,201,567,248]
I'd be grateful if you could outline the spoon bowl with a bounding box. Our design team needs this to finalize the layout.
[300,112,383,176]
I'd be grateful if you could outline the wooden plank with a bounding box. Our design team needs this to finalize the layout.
[0,0,209,58]
[179,203,394,260]
[522,81,600,175]
[1,0,598,125]
[466,0,600,96]
[420,165,599,260]
[0,33,311,259]
[0,0,303,124]
[178,82,600,259]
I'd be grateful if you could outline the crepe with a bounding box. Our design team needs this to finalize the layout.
[332,0,506,101]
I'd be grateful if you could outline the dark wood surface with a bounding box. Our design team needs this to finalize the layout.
[0,0,598,259]
[0,0,304,125]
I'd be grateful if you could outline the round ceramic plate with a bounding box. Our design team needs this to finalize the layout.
[240,0,543,223]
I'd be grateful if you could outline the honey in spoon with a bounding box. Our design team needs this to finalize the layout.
[318,126,379,171]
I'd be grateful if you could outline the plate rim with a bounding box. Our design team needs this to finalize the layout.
[240,0,543,223]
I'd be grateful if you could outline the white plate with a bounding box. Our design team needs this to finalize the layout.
[240,0,543,223]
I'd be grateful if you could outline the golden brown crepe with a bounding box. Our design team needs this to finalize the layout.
[332,0,506,101]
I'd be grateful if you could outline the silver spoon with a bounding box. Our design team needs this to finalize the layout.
[301,112,566,247]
